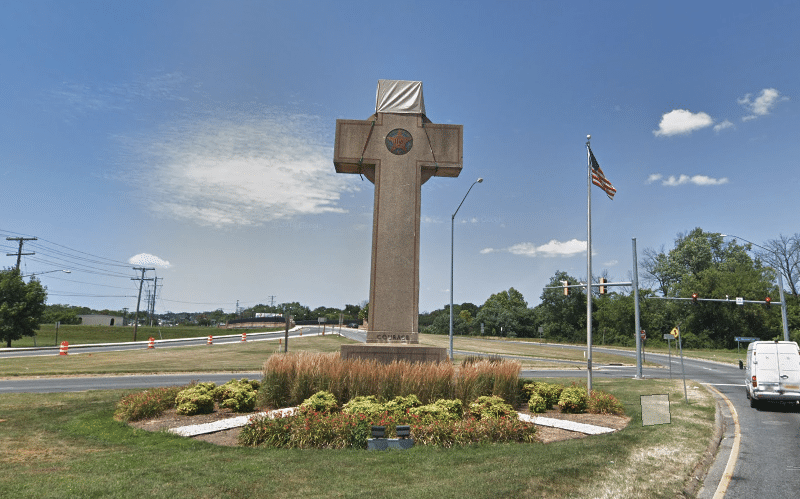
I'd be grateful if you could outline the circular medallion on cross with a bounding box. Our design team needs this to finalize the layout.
[385,128,413,155]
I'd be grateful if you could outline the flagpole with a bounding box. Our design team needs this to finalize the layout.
[586,134,593,394]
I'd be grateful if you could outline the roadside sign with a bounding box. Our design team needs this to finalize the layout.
[734,337,759,342]
[663,333,675,340]
[736,297,744,305]
[670,327,680,339]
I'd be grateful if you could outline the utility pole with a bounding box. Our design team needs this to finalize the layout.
[131,267,154,342]
[148,276,160,326]
[6,237,37,270]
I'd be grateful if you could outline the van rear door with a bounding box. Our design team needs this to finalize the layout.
[777,343,800,393]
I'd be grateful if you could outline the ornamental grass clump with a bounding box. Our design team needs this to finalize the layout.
[259,352,519,409]
[113,385,183,422]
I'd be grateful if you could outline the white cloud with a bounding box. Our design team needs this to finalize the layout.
[481,239,586,258]
[128,253,172,268]
[653,109,714,137]
[603,260,618,267]
[739,88,787,121]
[713,120,734,132]
[118,107,356,227]
[658,174,729,186]
[646,174,663,184]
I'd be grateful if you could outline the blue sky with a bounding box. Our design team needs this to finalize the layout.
[2,1,798,315]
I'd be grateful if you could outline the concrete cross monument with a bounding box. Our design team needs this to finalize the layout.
[334,80,462,363]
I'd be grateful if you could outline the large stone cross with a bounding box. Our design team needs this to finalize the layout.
[334,80,462,344]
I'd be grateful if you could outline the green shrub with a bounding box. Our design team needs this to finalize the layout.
[411,416,536,447]
[239,410,536,449]
[175,382,217,416]
[531,382,563,409]
[588,390,625,415]
[558,384,588,414]
[528,393,547,414]
[114,386,183,422]
[214,379,257,413]
[342,395,384,419]
[299,391,339,415]
[467,395,516,420]
[383,394,421,416]
[239,411,372,449]
[408,398,463,423]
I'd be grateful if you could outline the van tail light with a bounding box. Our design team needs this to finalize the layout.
[752,376,757,388]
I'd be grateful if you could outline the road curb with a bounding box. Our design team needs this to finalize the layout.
[692,385,738,499]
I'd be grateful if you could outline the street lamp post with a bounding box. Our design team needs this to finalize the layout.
[450,178,483,360]
[22,269,71,278]
[721,234,790,341]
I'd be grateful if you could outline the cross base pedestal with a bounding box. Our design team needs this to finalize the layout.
[340,344,448,364]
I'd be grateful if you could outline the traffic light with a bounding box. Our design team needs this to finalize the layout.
[599,277,607,294]
[765,296,771,309]
[561,280,570,296]
[691,293,698,305]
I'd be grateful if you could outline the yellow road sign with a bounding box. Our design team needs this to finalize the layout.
[670,327,680,339]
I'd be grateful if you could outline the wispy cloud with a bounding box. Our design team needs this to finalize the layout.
[53,71,189,118]
[481,239,586,258]
[738,88,787,121]
[646,173,728,186]
[713,120,734,132]
[117,107,356,227]
[653,109,714,137]
[128,253,172,268]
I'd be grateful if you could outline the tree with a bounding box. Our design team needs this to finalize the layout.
[758,234,800,298]
[475,288,534,337]
[534,271,588,342]
[0,268,48,347]
[642,229,779,347]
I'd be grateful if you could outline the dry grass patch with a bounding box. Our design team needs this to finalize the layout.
[570,379,715,498]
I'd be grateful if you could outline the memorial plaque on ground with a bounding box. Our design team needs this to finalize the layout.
[334,80,461,363]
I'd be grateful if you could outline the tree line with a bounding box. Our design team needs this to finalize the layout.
[4,228,800,348]
[421,228,800,349]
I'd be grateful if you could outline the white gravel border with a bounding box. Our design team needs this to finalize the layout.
[168,407,297,437]
[517,413,616,434]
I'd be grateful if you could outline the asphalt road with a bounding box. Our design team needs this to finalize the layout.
[2,332,799,498]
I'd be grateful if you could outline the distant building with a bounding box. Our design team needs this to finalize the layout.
[78,314,126,326]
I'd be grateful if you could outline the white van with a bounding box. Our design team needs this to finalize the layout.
[744,340,800,408]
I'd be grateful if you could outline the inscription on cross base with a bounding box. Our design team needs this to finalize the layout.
[334,110,462,343]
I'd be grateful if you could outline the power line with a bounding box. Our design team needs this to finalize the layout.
[6,237,37,270]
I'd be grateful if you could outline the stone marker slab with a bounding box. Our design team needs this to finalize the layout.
[641,394,671,426]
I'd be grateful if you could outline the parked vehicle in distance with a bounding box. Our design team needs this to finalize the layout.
[743,340,800,408]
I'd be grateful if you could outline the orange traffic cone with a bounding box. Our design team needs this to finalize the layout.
[59,341,69,355]
[207,335,213,345]
[241,332,247,342]
[148,337,155,349]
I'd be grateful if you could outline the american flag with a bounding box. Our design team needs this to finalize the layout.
[588,146,616,200]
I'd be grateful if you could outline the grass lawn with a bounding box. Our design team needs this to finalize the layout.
[0,376,714,498]
[0,335,352,376]
[12,324,284,347]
